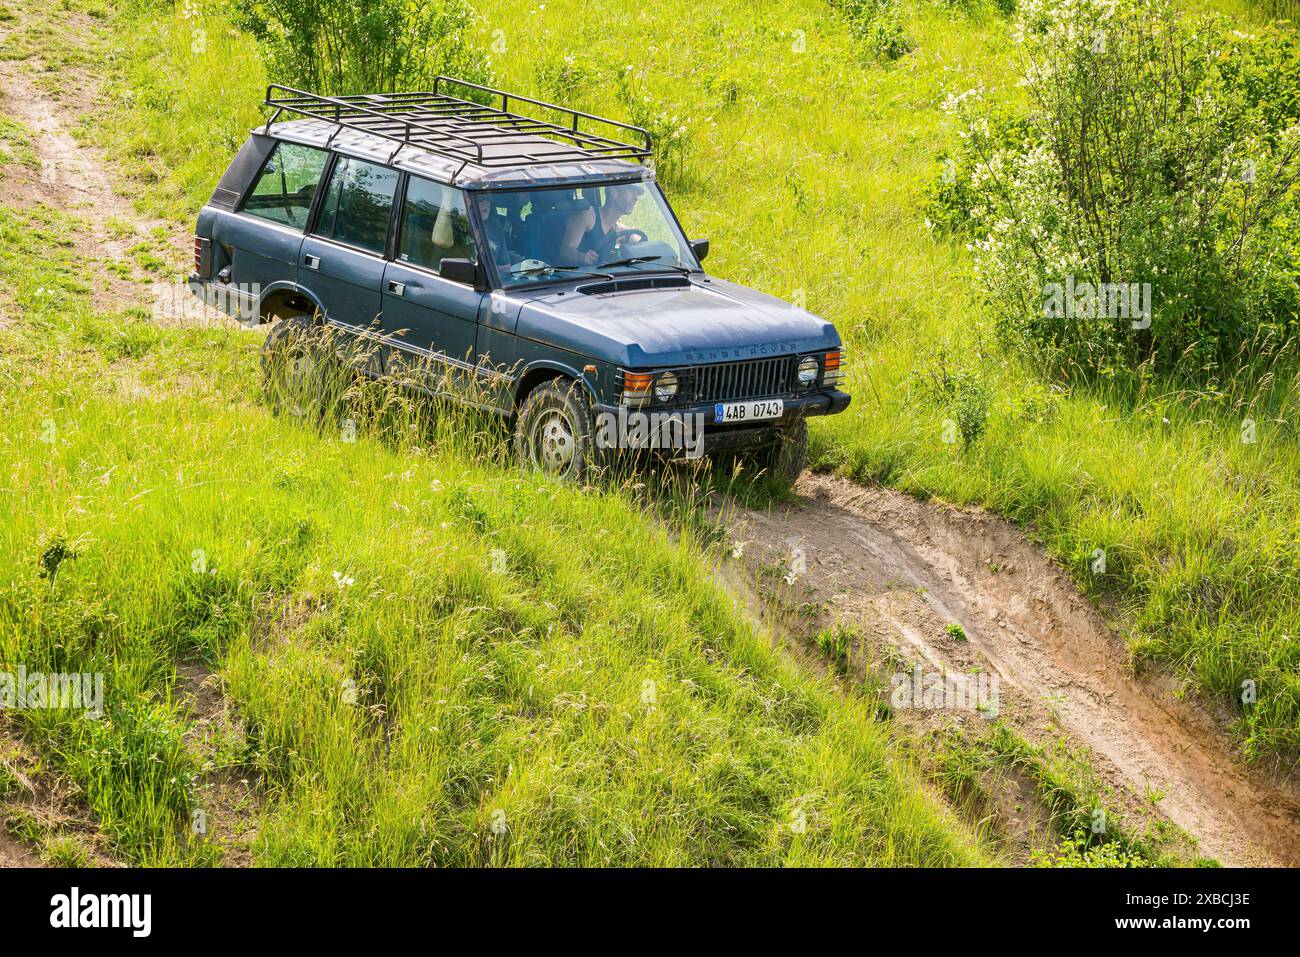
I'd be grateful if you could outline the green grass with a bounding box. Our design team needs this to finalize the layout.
[0,198,982,864]
[438,0,1297,763]
[6,0,1296,868]
[0,115,38,170]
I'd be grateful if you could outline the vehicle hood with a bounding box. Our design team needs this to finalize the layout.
[512,277,840,366]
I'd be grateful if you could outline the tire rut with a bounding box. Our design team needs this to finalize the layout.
[720,472,1300,866]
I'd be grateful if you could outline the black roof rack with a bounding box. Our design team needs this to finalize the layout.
[262,78,653,175]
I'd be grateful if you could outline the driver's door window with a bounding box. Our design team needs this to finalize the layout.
[397,178,478,281]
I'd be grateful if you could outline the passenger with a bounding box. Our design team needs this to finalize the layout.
[561,184,643,265]
[429,185,478,264]
[433,186,523,268]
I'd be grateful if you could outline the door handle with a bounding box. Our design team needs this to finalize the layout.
[304,254,321,270]
[387,280,405,296]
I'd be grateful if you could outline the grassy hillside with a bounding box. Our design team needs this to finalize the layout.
[4,0,1296,866]
[0,159,981,864]
[96,0,1300,762]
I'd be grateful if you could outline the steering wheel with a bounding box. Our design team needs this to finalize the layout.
[598,227,649,259]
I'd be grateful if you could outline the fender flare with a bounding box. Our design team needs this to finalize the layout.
[512,359,599,409]
[256,281,325,326]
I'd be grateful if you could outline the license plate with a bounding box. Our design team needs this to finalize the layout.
[714,398,783,423]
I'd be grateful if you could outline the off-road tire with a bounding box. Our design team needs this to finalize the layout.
[755,417,808,489]
[514,378,600,481]
[261,314,333,419]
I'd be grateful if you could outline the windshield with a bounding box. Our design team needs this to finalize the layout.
[470,181,699,286]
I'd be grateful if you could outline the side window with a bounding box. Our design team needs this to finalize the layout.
[241,142,328,230]
[312,156,400,254]
[397,178,478,278]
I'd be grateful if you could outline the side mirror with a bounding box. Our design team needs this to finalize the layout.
[689,238,709,262]
[440,258,480,287]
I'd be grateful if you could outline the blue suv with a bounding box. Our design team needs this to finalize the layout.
[190,79,850,484]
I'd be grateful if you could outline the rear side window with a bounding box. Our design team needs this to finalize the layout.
[313,156,400,255]
[241,142,328,230]
[397,178,478,276]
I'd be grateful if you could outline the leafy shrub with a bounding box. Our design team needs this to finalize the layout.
[917,349,993,449]
[615,68,709,187]
[1032,831,1150,868]
[232,0,490,94]
[933,0,1300,379]
[834,0,914,62]
[533,52,598,103]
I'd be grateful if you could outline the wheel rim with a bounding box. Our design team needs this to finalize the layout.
[532,408,577,473]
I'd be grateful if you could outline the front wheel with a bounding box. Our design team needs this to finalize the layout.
[514,378,599,481]
[753,418,808,489]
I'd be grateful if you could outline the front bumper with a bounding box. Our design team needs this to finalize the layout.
[591,389,851,457]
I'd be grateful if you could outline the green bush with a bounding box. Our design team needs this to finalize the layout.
[834,0,914,62]
[934,0,1300,379]
[916,349,993,449]
[232,0,490,94]
[614,68,708,187]
[1032,831,1151,868]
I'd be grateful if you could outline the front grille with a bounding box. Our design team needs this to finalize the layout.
[690,355,797,403]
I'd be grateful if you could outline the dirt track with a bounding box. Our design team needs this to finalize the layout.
[0,10,221,325]
[0,0,233,867]
[720,473,1300,865]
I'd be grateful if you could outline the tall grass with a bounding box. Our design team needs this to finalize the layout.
[0,190,983,863]
[77,0,1300,763]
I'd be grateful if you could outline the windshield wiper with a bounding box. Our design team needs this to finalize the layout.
[510,264,614,281]
[596,256,695,275]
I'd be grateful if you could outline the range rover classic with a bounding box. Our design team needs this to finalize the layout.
[189,79,850,485]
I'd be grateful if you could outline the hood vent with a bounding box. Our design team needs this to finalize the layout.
[576,275,691,296]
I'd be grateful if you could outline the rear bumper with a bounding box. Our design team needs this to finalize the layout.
[187,274,260,326]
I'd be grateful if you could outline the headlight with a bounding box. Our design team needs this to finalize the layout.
[797,355,819,387]
[654,371,679,403]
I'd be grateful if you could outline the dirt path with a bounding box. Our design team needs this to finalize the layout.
[720,473,1300,865]
[0,1,241,867]
[1,727,116,868]
[0,2,224,325]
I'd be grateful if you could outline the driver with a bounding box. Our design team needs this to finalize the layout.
[561,183,643,266]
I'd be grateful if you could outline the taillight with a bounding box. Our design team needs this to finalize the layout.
[193,236,203,273]
[823,349,843,388]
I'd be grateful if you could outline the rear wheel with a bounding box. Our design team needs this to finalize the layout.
[261,314,334,419]
[753,418,808,489]
[514,378,599,481]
